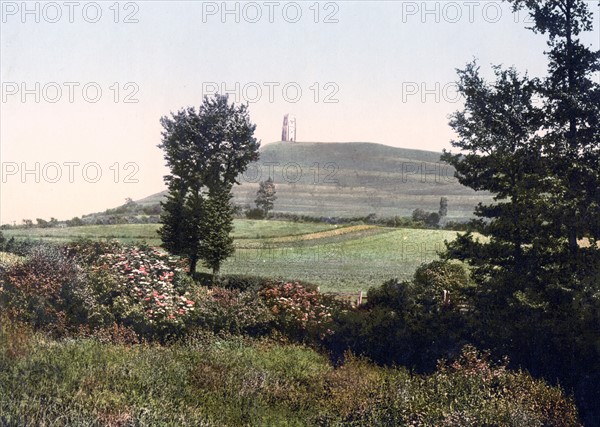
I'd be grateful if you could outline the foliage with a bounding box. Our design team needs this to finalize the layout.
[190,286,274,336]
[158,94,260,275]
[0,329,581,426]
[412,208,441,227]
[327,261,473,370]
[509,0,600,252]
[0,240,196,342]
[90,243,195,339]
[218,274,270,292]
[412,260,474,310]
[259,281,341,341]
[255,177,277,217]
[197,187,235,279]
[245,207,265,219]
[441,1,600,422]
[0,243,85,335]
[64,238,123,265]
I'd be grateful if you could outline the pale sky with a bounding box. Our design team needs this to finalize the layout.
[1,1,599,224]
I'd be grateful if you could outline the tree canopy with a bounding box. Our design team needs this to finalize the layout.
[158,94,260,276]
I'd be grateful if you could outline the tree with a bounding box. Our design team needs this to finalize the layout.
[425,212,440,228]
[412,208,428,223]
[412,208,440,227]
[158,94,260,276]
[198,186,235,279]
[442,1,600,421]
[442,63,545,279]
[255,177,277,218]
[66,217,84,227]
[510,0,600,256]
[442,2,599,307]
[36,218,49,228]
[438,197,448,218]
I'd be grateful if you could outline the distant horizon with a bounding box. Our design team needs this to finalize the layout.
[2,140,452,224]
[2,1,598,224]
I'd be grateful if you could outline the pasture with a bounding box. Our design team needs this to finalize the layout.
[4,221,461,292]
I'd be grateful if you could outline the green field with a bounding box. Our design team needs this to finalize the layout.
[4,221,462,292]
[2,221,338,244]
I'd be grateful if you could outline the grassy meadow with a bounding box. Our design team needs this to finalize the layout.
[2,221,339,245]
[4,221,462,293]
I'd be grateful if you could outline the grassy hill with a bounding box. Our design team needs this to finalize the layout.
[132,141,491,221]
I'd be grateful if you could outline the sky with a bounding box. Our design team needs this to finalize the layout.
[1,0,599,225]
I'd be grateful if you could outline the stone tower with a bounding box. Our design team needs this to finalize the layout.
[281,114,296,142]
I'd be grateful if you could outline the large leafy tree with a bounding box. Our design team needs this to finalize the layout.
[158,94,260,276]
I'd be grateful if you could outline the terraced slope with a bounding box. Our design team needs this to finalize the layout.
[129,141,492,221]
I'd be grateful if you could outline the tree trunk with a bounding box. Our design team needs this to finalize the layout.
[212,265,220,285]
[568,229,578,255]
[188,256,198,276]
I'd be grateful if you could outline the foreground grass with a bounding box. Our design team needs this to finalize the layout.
[0,324,579,427]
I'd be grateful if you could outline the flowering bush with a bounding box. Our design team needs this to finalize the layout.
[64,239,123,266]
[191,286,274,336]
[0,244,84,334]
[259,282,341,341]
[91,244,195,337]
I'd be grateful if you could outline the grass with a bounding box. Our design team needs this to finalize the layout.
[0,323,580,426]
[2,221,339,246]
[3,221,463,293]
[213,227,461,292]
[0,330,330,426]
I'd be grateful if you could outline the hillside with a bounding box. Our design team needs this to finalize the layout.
[113,141,492,221]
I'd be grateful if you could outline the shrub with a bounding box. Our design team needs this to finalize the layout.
[328,262,474,370]
[91,244,195,340]
[3,238,50,257]
[64,238,122,266]
[407,345,582,426]
[245,207,265,220]
[190,287,274,336]
[259,281,341,342]
[220,274,268,292]
[326,305,415,367]
[413,260,473,310]
[0,243,84,334]
[366,278,415,310]
[0,330,581,426]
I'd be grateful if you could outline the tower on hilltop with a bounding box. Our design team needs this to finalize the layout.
[281,114,296,142]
